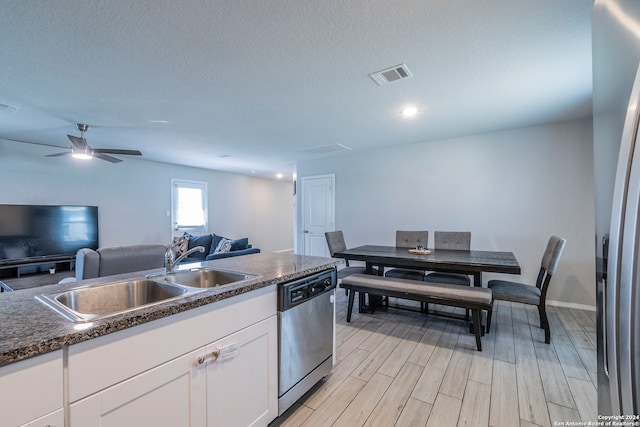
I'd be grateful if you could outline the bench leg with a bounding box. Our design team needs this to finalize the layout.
[420,301,429,313]
[346,289,356,322]
[471,309,482,351]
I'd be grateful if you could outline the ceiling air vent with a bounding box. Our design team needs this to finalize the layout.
[369,64,413,86]
[300,143,352,154]
[0,103,20,113]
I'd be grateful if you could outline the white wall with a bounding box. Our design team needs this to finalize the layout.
[0,139,293,252]
[296,118,596,307]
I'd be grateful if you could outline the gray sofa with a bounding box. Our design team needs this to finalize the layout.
[75,244,168,280]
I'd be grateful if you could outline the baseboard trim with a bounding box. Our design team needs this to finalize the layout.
[547,299,596,312]
[273,248,294,253]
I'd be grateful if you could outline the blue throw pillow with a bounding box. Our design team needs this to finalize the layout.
[231,238,249,251]
[187,234,213,259]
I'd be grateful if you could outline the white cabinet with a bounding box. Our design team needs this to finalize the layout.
[201,316,278,427]
[69,316,277,427]
[0,350,63,427]
[67,284,278,427]
[70,348,206,427]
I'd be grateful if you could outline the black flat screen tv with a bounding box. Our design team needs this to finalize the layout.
[0,204,99,265]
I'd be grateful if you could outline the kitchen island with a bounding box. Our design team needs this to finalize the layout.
[0,252,340,427]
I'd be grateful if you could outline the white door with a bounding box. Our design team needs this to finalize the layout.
[301,175,335,256]
[206,316,278,427]
[69,348,207,427]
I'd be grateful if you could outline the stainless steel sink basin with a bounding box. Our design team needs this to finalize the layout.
[37,279,193,322]
[161,268,260,289]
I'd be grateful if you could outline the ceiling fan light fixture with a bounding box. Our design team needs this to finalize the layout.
[72,148,93,160]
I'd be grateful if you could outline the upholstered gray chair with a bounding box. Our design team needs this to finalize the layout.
[385,230,429,281]
[422,231,471,316]
[424,231,472,285]
[486,235,566,344]
[325,231,373,293]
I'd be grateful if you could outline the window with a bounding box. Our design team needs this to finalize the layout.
[171,179,208,236]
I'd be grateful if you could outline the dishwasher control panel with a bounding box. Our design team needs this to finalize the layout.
[278,269,336,310]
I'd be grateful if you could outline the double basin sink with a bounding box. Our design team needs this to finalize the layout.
[37,268,260,323]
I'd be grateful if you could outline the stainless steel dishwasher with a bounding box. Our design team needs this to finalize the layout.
[278,268,336,415]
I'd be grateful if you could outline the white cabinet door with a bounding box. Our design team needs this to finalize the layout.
[0,350,63,427]
[205,315,278,427]
[69,316,278,427]
[70,348,207,427]
[20,408,64,427]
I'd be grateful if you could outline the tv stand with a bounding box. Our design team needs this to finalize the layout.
[0,257,75,279]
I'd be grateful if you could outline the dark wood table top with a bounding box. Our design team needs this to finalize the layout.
[334,245,521,275]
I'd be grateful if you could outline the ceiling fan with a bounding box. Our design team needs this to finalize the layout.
[47,124,142,163]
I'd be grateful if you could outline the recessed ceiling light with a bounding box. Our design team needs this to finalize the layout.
[276,173,283,179]
[148,120,169,124]
[401,106,418,118]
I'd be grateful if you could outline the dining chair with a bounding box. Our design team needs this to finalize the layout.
[424,231,472,286]
[385,230,429,281]
[486,235,566,344]
[325,231,373,294]
[422,231,471,316]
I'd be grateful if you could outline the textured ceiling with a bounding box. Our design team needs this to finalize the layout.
[0,0,593,179]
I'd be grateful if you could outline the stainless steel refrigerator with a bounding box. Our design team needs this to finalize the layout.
[593,0,640,416]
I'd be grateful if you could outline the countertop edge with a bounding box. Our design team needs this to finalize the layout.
[0,253,342,367]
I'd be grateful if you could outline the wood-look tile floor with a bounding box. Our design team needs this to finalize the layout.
[271,289,597,427]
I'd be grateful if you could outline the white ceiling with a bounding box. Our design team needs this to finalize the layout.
[0,0,593,180]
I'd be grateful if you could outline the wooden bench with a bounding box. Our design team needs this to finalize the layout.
[341,274,493,351]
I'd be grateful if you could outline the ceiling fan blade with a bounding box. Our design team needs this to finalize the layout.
[67,134,88,149]
[45,151,71,157]
[93,148,142,156]
[94,152,122,163]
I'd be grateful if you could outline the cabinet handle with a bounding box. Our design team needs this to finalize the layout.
[211,349,220,361]
[195,349,220,366]
[194,344,235,366]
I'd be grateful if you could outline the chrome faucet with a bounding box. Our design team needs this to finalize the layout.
[165,244,205,274]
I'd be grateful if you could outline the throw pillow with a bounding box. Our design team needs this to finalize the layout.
[187,233,213,259]
[214,237,233,253]
[173,233,189,256]
[231,237,249,251]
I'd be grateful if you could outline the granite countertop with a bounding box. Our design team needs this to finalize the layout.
[0,252,341,367]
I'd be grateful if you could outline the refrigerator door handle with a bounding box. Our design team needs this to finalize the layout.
[602,277,609,377]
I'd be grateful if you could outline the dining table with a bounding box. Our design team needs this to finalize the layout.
[333,245,521,318]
